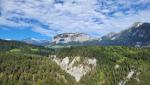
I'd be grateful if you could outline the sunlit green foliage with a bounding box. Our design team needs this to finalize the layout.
[0,39,149,85]
[55,46,150,85]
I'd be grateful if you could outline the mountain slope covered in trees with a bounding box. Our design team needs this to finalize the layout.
[0,39,75,85]
[0,40,150,85]
[100,22,150,46]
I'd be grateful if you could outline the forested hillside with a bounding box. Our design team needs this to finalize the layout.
[55,46,150,85]
[0,39,75,85]
[0,39,54,56]
[0,40,149,85]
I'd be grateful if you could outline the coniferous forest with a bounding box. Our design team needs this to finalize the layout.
[0,39,150,85]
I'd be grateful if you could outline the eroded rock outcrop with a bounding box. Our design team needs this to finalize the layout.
[49,55,96,82]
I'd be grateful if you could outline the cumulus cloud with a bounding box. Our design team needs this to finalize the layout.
[0,0,150,37]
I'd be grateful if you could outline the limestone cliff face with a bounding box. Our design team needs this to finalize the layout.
[49,55,96,82]
[52,33,91,44]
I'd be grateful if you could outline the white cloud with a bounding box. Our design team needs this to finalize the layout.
[113,12,124,17]
[0,0,150,37]
[32,27,56,37]
[0,16,30,28]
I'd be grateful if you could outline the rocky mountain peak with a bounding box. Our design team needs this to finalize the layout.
[132,22,144,28]
[99,22,150,46]
[131,22,150,29]
[53,33,91,44]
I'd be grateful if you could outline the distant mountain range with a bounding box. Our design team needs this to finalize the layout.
[22,38,50,46]
[47,22,150,48]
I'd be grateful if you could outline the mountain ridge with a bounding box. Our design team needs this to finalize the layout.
[47,22,150,48]
[100,22,150,46]
[22,37,50,46]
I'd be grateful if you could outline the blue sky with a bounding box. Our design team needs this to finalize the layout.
[0,26,50,40]
[0,0,150,40]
